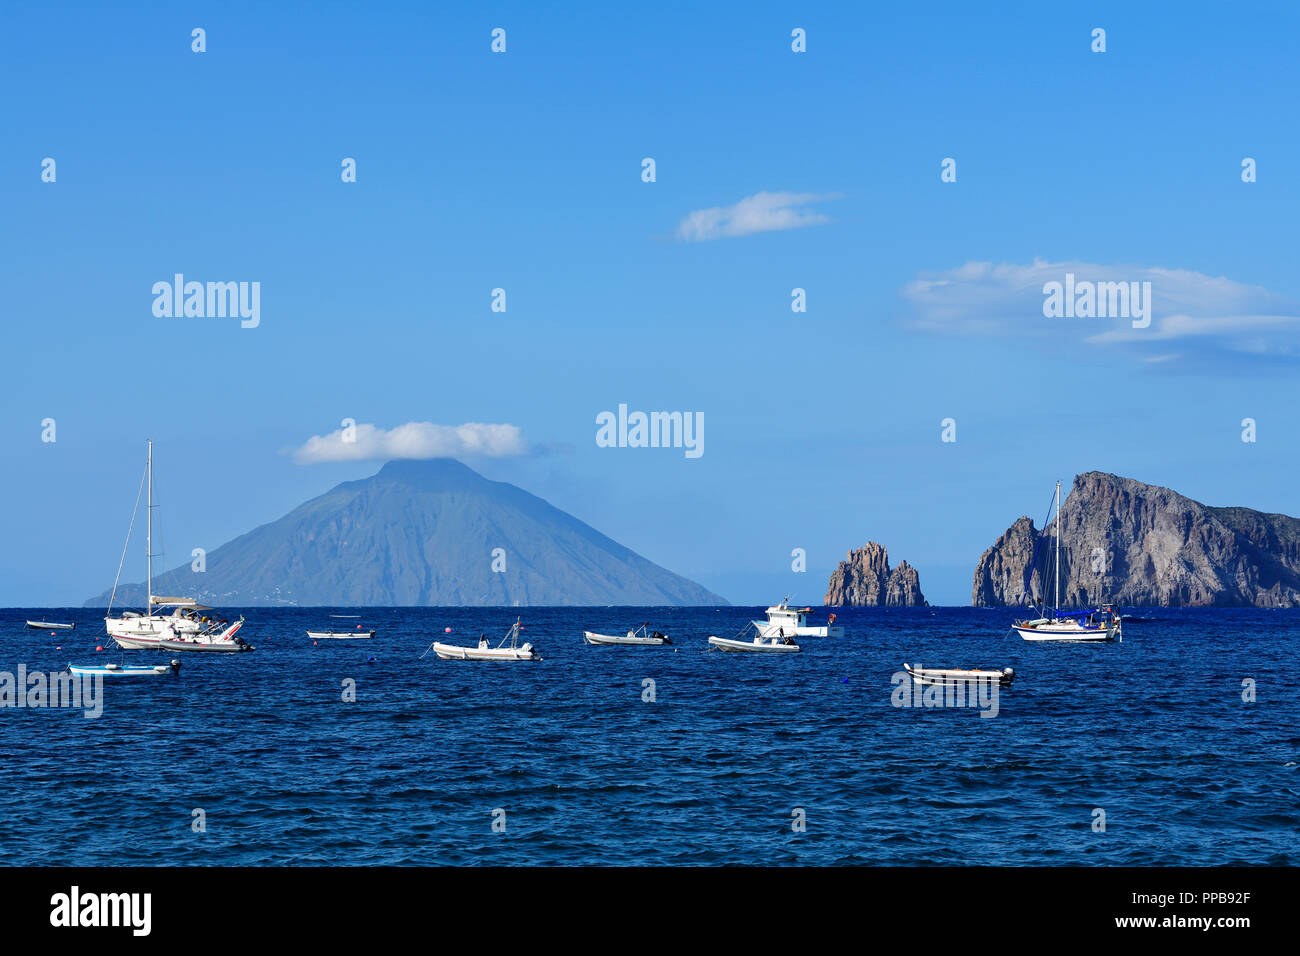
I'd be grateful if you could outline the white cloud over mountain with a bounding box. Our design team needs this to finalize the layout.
[292,422,529,464]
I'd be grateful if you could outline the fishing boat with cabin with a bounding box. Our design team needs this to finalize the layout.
[753,597,843,639]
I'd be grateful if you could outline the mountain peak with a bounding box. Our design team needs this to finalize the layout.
[86,458,727,607]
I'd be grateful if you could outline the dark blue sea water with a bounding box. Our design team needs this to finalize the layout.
[1,606,1295,865]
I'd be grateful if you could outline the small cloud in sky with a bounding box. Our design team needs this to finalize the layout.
[902,258,1300,363]
[675,191,841,242]
[291,421,528,464]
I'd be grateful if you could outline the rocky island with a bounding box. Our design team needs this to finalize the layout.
[825,541,928,606]
[972,471,1300,607]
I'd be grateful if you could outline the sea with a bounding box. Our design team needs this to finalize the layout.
[0,606,1295,866]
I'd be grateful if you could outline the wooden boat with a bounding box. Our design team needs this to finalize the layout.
[307,630,375,640]
[427,619,538,661]
[904,663,1014,686]
[69,659,181,678]
[27,620,75,630]
[708,623,800,653]
[583,623,670,646]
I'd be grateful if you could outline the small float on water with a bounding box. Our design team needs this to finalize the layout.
[425,618,539,661]
[69,659,181,678]
[904,663,1014,687]
[583,623,671,646]
[708,622,800,654]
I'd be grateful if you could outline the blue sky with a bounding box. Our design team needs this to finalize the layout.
[3,2,1299,606]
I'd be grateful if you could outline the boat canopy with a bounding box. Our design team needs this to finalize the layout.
[150,596,212,610]
[1053,607,1109,619]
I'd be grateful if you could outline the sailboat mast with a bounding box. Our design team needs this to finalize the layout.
[1054,480,1060,613]
[146,440,153,617]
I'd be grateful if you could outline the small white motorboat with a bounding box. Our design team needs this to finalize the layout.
[708,623,800,653]
[27,620,75,630]
[904,663,1014,686]
[753,597,843,639]
[425,618,539,661]
[160,619,254,653]
[307,629,375,640]
[583,623,671,646]
[69,659,181,678]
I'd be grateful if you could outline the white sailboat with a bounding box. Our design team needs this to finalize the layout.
[426,619,539,661]
[104,441,247,651]
[1012,480,1121,642]
[753,597,843,639]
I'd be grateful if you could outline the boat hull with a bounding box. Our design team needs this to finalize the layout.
[582,630,666,646]
[432,642,537,661]
[159,639,252,653]
[27,621,75,630]
[307,631,375,640]
[1013,623,1118,642]
[708,635,800,653]
[753,622,843,639]
[905,664,1013,686]
[69,660,180,677]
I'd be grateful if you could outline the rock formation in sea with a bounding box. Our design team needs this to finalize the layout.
[824,542,928,606]
[972,471,1300,607]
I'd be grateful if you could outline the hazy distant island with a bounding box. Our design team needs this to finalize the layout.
[973,471,1300,607]
[84,458,728,608]
[824,542,928,606]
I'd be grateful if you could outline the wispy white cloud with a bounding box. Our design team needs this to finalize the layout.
[291,422,529,464]
[674,191,841,242]
[902,258,1300,361]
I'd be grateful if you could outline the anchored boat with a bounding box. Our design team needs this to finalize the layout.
[426,618,539,661]
[27,620,75,630]
[708,622,800,653]
[583,623,671,646]
[306,629,375,640]
[904,663,1014,686]
[1012,481,1122,642]
[69,659,181,678]
[160,618,254,653]
[753,597,842,639]
[103,441,247,651]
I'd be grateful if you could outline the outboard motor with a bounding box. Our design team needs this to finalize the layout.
[1001,667,1015,685]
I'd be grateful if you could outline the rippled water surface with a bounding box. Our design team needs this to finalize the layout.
[1,606,1295,865]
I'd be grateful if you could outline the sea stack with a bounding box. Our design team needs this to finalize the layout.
[825,542,928,606]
